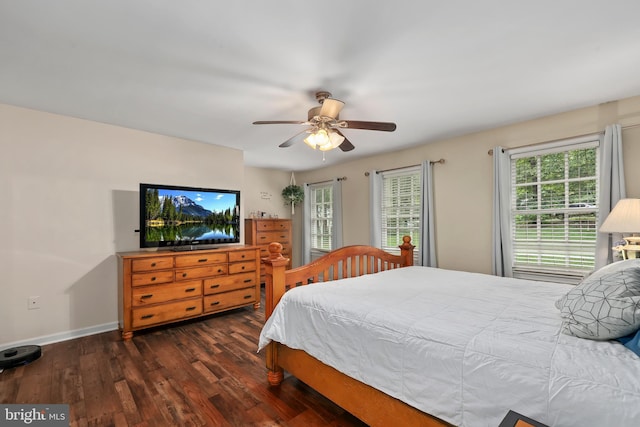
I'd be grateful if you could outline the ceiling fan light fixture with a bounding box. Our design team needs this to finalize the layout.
[304,128,345,151]
[325,129,345,150]
[254,90,396,153]
[304,129,328,149]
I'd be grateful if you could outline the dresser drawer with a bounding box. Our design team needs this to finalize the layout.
[254,220,290,232]
[174,252,227,267]
[203,288,256,313]
[175,264,227,281]
[132,298,202,328]
[256,230,291,245]
[132,280,202,306]
[229,260,257,275]
[132,257,174,272]
[131,270,175,287]
[204,272,257,295]
[228,249,256,263]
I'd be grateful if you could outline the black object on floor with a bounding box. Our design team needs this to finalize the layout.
[0,345,42,369]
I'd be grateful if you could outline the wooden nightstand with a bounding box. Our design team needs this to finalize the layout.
[499,410,548,427]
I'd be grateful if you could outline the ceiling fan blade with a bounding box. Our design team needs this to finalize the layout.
[341,120,397,132]
[319,98,345,119]
[278,130,309,148]
[334,130,355,152]
[253,120,307,125]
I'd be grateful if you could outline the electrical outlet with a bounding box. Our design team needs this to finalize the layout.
[28,296,41,310]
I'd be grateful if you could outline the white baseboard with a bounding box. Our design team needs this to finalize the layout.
[1,322,119,349]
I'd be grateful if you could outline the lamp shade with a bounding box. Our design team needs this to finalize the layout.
[319,98,344,119]
[303,128,344,151]
[599,198,640,233]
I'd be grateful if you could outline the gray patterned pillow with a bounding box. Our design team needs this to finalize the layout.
[556,259,640,340]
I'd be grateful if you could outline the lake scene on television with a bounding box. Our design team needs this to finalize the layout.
[144,187,239,244]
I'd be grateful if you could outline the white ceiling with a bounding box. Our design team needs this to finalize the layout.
[2,1,640,171]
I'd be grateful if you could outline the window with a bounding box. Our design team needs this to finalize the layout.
[511,139,599,281]
[309,184,333,251]
[380,167,422,264]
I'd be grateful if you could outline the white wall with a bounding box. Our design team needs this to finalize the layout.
[0,103,244,347]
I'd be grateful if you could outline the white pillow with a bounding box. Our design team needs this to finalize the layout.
[555,259,640,340]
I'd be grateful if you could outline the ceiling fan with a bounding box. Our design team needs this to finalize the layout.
[253,91,396,152]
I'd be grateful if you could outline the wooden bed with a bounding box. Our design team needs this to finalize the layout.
[261,236,451,427]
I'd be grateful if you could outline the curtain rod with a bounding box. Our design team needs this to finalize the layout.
[487,122,640,155]
[305,176,347,186]
[363,159,445,176]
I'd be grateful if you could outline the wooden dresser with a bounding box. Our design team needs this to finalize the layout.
[244,218,292,283]
[117,245,260,340]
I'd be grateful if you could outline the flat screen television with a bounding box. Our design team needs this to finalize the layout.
[139,183,240,249]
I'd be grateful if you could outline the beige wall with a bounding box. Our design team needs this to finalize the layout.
[0,103,247,347]
[295,95,640,273]
[242,167,292,220]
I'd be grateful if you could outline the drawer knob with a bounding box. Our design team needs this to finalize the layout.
[241,254,246,258]
[210,301,220,306]
[243,295,252,300]
[182,273,188,278]
[186,306,197,312]
[241,266,245,270]
[243,279,252,283]
[141,314,154,320]
[210,284,220,289]
[151,262,156,267]
[140,294,153,299]
[217,268,223,273]
[150,277,156,281]
[198,258,208,263]
[185,288,196,293]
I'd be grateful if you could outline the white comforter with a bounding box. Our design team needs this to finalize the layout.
[258,266,640,427]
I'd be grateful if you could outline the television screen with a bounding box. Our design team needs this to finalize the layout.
[139,183,240,249]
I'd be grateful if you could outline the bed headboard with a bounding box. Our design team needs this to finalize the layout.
[262,236,415,320]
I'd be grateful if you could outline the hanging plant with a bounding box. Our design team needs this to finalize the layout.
[282,184,304,215]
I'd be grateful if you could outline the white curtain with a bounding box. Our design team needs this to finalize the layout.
[420,160,437,267]
[302,183,311,265]
[492,146,513,277]
[595,124,626,269]
[331,178,344,250]
[369,170,382,248]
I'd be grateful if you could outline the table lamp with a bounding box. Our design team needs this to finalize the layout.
[599,198,640,259]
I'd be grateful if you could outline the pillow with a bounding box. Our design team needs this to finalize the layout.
[616,328,640,357]
[555,259,640,340]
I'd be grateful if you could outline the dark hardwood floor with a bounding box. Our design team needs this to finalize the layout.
[0,291,367,427]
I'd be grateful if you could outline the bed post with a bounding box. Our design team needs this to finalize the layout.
[262,242,290,386]
[399,235,415,267]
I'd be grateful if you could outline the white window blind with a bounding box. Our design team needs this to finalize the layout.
[310,184,333,251]
[381,167,421,264]
[510,139,599,280]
